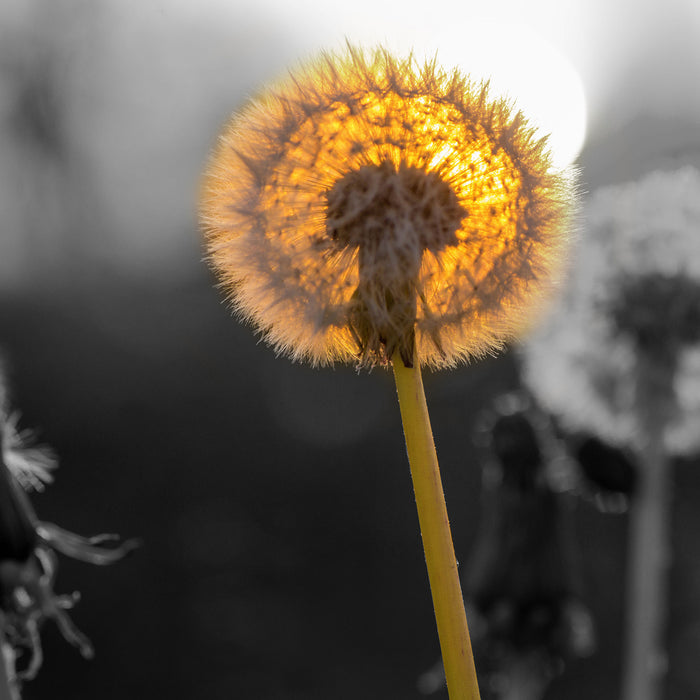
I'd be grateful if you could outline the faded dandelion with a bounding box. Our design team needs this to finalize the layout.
[523,166,700,453]
[200,46,574,369]
[200,45,576,700]
[523,166,700,700]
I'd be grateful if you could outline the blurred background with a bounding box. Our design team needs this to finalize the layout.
[0,0,699,698]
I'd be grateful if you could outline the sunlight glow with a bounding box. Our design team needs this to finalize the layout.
[201,48,575,368]
[383,23,588,169]
[214,1,588,168]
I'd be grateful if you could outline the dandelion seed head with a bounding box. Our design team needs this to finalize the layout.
[523,166,700,453]
[201,46,575,368]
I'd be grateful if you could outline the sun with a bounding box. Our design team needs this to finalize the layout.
[429,23,588,169]
[208,0,588,167]
[369,21,587,169]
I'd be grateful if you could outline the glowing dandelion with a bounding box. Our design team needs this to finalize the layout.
[201,46,574,369]
[201,45,575,700]
[522,166,700,700]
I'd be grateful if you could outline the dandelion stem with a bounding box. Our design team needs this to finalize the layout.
[621,381,672,700]
[392,351,480,700]
[0,629,18,700]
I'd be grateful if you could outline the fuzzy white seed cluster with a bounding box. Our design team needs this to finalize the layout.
[523,166,700,452]
[201,46,575,368]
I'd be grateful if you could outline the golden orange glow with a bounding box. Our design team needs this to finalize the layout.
[200,46,575,368]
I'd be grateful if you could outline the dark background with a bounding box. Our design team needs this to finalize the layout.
[1,1,700,698]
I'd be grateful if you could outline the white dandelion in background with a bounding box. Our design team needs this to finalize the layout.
[522,166,700,700]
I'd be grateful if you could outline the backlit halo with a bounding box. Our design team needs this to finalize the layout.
[201,46,575,368]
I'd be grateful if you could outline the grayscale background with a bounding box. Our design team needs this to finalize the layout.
[1,1,699,698]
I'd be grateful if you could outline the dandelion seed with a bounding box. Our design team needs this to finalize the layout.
[201,46,574,369]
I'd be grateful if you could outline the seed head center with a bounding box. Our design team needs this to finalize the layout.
[608,273,700,360]
[325,162,465,254]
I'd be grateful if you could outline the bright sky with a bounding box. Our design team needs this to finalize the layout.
[189,0,590,167]
[2,0,698,281]
[199,0,700,159]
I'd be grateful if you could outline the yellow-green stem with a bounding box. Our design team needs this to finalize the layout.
[392,351,480,700]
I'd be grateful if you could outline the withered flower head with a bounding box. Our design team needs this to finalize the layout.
[201,46,574,368]
[0,405,137,686]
